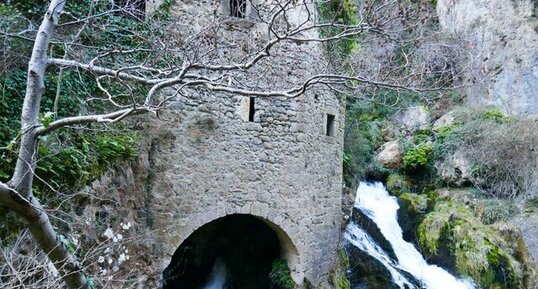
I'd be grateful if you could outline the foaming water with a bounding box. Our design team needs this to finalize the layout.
[203,258,229,289]
[344,182,476,289]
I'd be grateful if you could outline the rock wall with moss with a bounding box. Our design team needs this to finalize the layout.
[338,1,538,288]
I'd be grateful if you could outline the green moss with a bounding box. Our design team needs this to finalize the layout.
[417,202,451,254]
[330,249,350,289]
[332,271,350,289]
[399,193,428,215]
[417,199,525,289]
[386,173,410,196]
[339,248,349,268]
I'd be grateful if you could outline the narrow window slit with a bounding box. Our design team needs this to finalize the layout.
[249,97,256,122]
[326,114,335,136]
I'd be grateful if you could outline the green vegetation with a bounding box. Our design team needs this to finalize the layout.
[317,0,359,59]
[343,99,385,182]
[345,98,537,287]
[330,249,351,289]
[399,193,428,215]
[0,0,170,241]
[478,199,519,225]
[343,89,430,183]
[439,108,538,198]
[329,0,536,285]
[481,108,510,123]
[403,143,433,170]
[418,199,526,289]
[269,259,296,289]
[386,173,410,195]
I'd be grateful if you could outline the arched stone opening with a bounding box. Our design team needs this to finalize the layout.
[161,214,300,289]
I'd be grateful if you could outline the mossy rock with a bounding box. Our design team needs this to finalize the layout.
[417,200,525,289]
[331,270,350,289]
[385,173,411,196]
[399,193,428,215]
[398,193,428,242]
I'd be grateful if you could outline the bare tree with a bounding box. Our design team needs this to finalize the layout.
[0,0,467,288]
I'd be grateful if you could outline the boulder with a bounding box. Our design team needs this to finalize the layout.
[395,106,429,132]
[385,173,410,196]
[513,213,538,268]
[398,193,428,243]
[375,140,402,169]
[435,150,473,186]
[433,112,456,131]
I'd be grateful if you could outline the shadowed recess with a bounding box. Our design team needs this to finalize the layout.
[162,214,288,289]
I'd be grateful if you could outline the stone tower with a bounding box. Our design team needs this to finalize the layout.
[119,0,344,286]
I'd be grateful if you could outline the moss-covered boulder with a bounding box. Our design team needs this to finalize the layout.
[417,200,525,289]
[397,193,428,242]
[385,173,411,196]
[399,193,428,215]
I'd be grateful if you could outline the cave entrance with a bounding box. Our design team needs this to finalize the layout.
[162,214,295,289]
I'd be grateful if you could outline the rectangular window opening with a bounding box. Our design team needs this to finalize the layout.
[248,97,256,122]
[230,0,247,18]
[326,114,335,136]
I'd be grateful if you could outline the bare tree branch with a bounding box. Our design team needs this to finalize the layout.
[47,58,159,84]
[0,1,473,289]
[34,107,149,136]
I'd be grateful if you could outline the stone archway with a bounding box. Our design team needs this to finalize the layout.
[161,214,300,289]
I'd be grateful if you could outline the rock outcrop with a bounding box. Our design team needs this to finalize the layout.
[375,140,403,169]
[437,0,538,115]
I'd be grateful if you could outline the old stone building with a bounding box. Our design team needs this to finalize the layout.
[85,0,345,287]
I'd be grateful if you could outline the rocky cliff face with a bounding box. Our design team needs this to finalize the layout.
[437,0,538,115]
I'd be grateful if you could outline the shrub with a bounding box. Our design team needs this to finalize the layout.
[403,143,433,169]
[269,259,296,289]
[344,92,423,181]
[477,200,518,225]
[317,0,359,59]
[481,109,509,123]
[440,110,538,198]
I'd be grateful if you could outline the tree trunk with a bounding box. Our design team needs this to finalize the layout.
[26,196,89,288]
[2,0,90,288]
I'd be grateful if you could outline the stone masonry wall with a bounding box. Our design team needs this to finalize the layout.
[106,0,347,286]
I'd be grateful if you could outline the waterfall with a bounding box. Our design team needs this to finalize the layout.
[202,258,230,289]
[344,182,476,289]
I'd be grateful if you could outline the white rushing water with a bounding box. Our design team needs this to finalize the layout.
[344,182,476,289]
[202,258,228,289]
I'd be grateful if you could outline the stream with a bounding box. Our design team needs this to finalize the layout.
[344,181,477,289]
